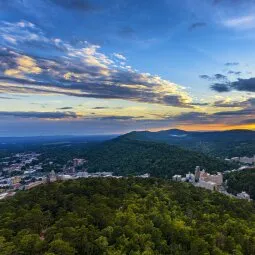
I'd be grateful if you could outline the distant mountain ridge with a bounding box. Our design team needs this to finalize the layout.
[120,129,255,157]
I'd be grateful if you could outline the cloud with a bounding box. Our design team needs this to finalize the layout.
[210,83,231,92]
[223,15,255,29]
[56,107,73,110]
[199,73,228,81]
[113,53,126,61]
[190,102,209,106]
[214,108,254,116]
[239,118,255,124]
[225,62,239,66]
[199,74,211,80]
[92,107,109,109]
[0,111,78,119]
[98,116,139,121]
[228,70,241,75]
[231,78,255,92]
[175,112,211,123]
[211,77,255,92]
[48,0,96,11]
[213,100,242,108]
[189,22,207,31]
[0,95,15,100]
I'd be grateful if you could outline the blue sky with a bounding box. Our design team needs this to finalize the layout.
[0,0,254,136]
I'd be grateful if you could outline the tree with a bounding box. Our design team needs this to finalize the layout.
[48,239,76,255]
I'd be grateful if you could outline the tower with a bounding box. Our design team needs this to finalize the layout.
[195,166,200,182]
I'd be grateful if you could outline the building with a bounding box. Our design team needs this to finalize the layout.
[197,180,217,191]
[172,175,182,181]
[231,157,240,162]
[57,174,73,181]
[199,170,223,186]
[48,170,57,183]
[138,173,150,178]
[11,176,21,185]
[73,158,86,167]
[76,171,89,178]
[237,191,250,200]
[185,172,195,183]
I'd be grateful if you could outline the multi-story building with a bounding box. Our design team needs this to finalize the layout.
[199,170,223,186]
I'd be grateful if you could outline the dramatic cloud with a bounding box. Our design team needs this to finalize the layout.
[0,21,192,108]
[0,111,78,119]
[189,22,207,31]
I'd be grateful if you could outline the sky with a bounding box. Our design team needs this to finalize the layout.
[0,0,255,136]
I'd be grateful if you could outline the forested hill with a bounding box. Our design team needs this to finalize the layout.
[85,138,234,177]
[0,178,254,255]
[121,129,255,157]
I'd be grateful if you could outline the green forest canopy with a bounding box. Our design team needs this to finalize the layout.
[84,138,235,177]
[0,178,254,255]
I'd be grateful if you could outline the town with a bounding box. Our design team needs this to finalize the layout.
[0,151,254,201]
[0,151,150,200]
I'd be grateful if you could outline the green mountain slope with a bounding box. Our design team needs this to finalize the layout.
[0,178,254,254]
[121,129,255,157]
[85,138,234,177]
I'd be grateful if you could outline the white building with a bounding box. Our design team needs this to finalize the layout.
[57,174,73,181]
[138,173,150,178]
[172,175,182,182]
[76,171,89,178]
[185,172,195,183]
[237,191,250,200]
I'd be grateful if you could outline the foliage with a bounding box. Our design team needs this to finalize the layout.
[225,168,255,199]
[85,138,235,177]
[0,178,254,254]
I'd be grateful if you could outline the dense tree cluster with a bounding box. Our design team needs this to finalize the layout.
[85,139,235,177]
[225,168,255,199]
[0,178,254,254]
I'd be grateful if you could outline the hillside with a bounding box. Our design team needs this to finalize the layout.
[225,168,255,199]
[122,129,255,157]
[84,138,234,177]
[0,178,254,255]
